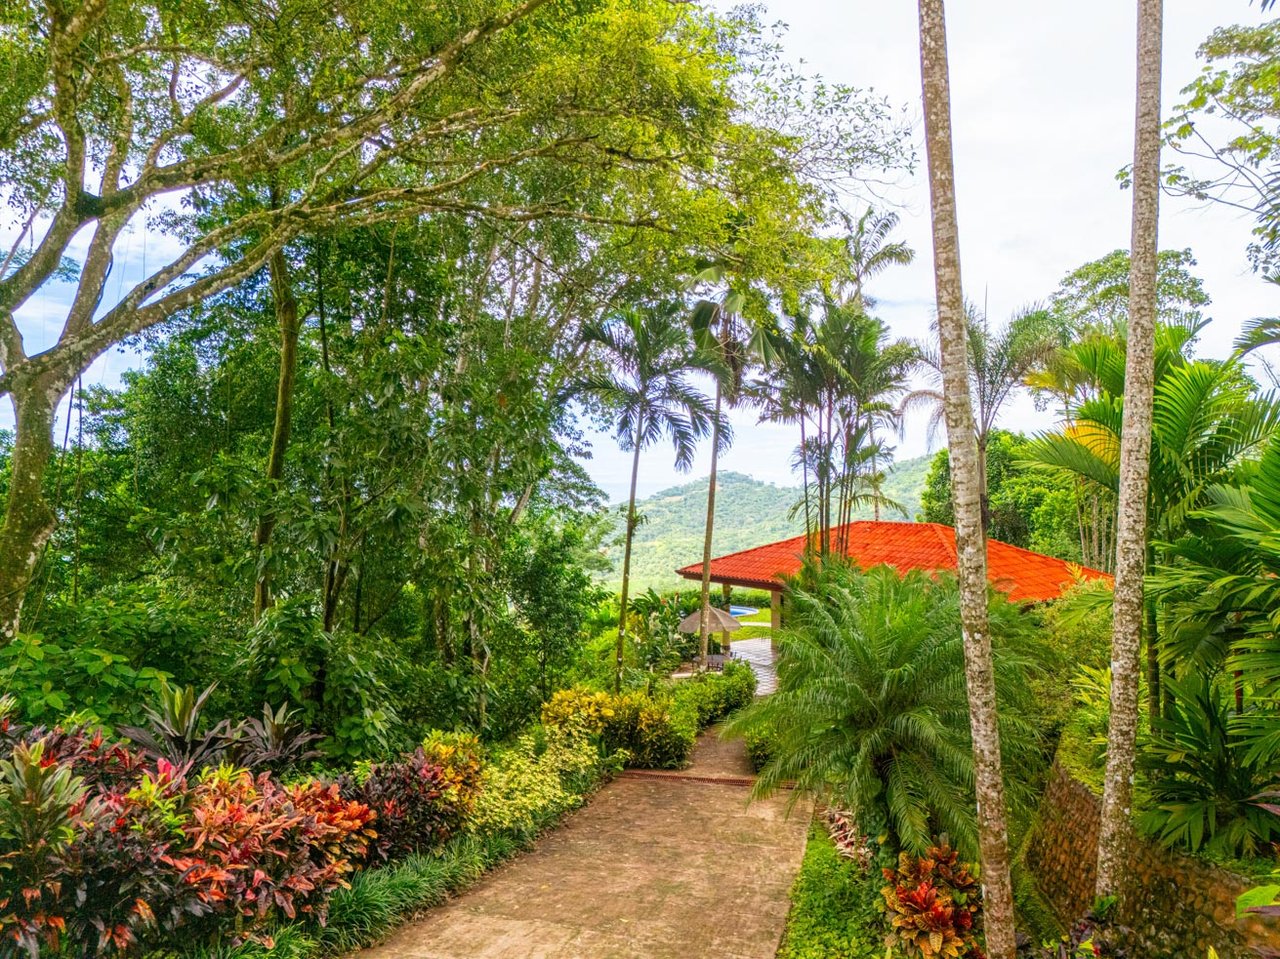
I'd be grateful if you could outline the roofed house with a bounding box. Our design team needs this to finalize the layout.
[676,520,1112,629]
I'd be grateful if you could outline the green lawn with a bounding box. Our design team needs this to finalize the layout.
[736,606,772,625]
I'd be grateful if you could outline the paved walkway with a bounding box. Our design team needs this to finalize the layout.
[730,637,778,695]
[358,731,809,959]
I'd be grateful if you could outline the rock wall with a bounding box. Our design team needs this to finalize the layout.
[1025,763,1280,958]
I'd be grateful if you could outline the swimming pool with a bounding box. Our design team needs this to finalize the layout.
[729,605,758,617]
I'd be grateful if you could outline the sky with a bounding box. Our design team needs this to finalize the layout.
[580,0,1277,501]
[3,1,1275,504]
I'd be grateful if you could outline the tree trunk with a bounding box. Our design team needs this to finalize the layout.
[800,414,813,544]
[698,382,723,668]
[1145,541,1161,723]
[1097,0,1163,900]
[917,3,1017,956]
[0,383,60,644]
[616,422,644,692]
[977,430,990,531]
[252,250,302,621]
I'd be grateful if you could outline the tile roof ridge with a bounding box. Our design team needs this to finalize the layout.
[983,534,1112,578]
[925,521,958,562]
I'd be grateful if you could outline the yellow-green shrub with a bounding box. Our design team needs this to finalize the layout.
[467,725,615,838]
[603,692,697,769]
[421,730,484,818]
[540,689,615,734]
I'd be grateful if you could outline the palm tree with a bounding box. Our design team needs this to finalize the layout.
[726,562,1040,859]
[756,303,916,554]
[1095,0,1164,901]
[916,1,1017,954]
[581,304,717,691]
[1026,325,1280,718]
[839,206,915,310]
[903,302,1062,525]
[688,270,772,669]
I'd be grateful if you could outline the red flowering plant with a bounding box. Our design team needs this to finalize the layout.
[175,766,375,937]
[63,759,208,955]
[882,841,985,959]
[339,747,466,863]
[0,741,96,957]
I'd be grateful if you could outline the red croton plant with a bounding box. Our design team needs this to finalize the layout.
[0,704,476,957]
[881,841,986,959]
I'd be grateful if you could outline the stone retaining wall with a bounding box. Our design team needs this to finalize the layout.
[1025,763,1280,958]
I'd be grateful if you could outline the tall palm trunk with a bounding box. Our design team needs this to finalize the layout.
[616,420,644,692]
[917,3,1016,956]
[698,382,723,668]
[1096,0,1162,899]
[799,413,814,545]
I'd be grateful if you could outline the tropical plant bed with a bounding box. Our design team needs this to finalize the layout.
[0,691,619,958]
[776,821,884,959]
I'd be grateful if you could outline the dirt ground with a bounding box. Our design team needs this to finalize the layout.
[356,731,810,959]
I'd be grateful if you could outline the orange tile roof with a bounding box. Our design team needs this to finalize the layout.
[675,521,1112,603]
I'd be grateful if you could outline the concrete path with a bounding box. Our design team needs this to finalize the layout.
[358,731,809,959]
[730,637,778,695]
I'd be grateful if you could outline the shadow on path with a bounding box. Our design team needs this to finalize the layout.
[356,731,809,959]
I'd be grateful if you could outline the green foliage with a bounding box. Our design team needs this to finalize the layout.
[1137,674,1280,859]
[1046,249,1210,333]
[727,561,1044,859]
[0,632,172,728]
[1056,665,1121,795]
[601,691,698,769]
[1164,20,1280,272]
[671,661,756,727]
[919,430,1081,559]
[466,724,618,838]
[776,824,885,959]
[543,665,753,769]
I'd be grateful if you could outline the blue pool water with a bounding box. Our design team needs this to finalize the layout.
[730,605,758,617]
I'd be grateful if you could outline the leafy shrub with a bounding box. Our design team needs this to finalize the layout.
[179,767,376,933]
[68,759,204,954]
[338,749,465,863]
[823,808,875,872]
[602,691,697,769]
[0,631,171,728]
[777,823,884,959]
[1137,673,1280,858]
[0,741,90,956]
[744,725,775,772]
[672,661,755,726]
[242,600,398,760]
[467,724,617,838]
[1017,899,1133,958]
[419,731,483,821]
[0,713,376,957]
[540,689,616,734]
[233,703,325,774]
[1055,665,1116,793]
[881,843,984,959]
[120,682,237,770]
[543,667,752,770]
[728,562,1043,858]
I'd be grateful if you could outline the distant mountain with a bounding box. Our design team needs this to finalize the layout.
[601,453,935,593]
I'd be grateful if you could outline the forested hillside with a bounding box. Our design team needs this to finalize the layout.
[605,455,933,591]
